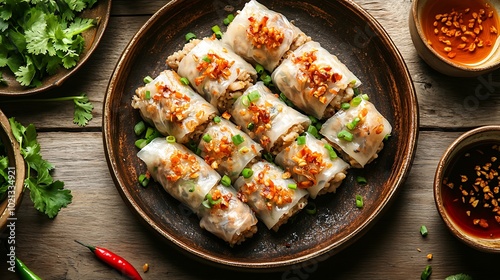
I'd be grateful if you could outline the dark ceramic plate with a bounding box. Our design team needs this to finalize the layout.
[0,0,112,96]
[103,0,419,270]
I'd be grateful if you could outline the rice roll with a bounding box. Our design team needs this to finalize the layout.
[198,118,262,180]
[137,138,220,212]
[231,81,310,154]
[168,37,257,112]
[222,0,310,72]
[132,70,218,144]
[275,133,349,199]
[197,184,258,246]
[320,97,392,168]
[234,161,308,231]
[272,41,362,120]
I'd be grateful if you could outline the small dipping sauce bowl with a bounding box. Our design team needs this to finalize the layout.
[435,126,500,252]
[410,0,500,77]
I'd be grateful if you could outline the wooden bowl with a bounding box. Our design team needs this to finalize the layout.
[0,110,25,233]
[434,126,500,252]
[0,0,111,96]
[104,0,419,270]
[409,0,500,77]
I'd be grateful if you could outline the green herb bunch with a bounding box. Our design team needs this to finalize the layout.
[0,0,97,87]
[0,140,9,202]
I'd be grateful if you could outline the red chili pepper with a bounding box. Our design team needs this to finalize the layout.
[75,240,143,280]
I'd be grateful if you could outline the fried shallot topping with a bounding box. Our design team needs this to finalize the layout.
[247,16,285,49]
[163,150,200,182]
[291,146,326,188]
[153,83,191,122]
[195,52,234,86]
[293,50,343,104]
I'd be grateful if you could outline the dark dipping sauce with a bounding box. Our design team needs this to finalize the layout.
[442,142,500,239]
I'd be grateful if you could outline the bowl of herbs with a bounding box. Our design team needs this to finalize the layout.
[0,109,25,233]
[0,0,111,96]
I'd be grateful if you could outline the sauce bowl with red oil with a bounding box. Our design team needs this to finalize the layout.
[410,0,500,77]
[435,126,500,253]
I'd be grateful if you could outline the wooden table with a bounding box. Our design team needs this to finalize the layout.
[1,0,500,279]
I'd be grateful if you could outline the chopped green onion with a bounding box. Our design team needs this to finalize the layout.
[145,127,155,139]
[384,134,391,141]
[421,265,432,280]
[241,96,250,107]
[247,122,255,131]
[305,202,316,215]
[315,122,322,131]
[420,225,428,237]
[188,184,196,192]
[223,13,235,25]
[279,92,294,107]
[239,146,249,154]
[346,117,360,130]
[307,125,320,139]
[297,135,306,145]
[248,90,261,102]
[134,121,146,136]
[356,176,367,184]
[202,134,212,143]
[143,76,153,84]
[263,152,274,163]
[212,25,222,39]
[355,195,364,208]
[195,147,202,156]
[145,90,151,99]
[202,56,211,63]
[361,93,369,100]
[255,64,265,74]
[338,130,353,142]
[185,32,197,42]
[308,115,319,125]
[135,139,148,149]
[180,77,190,85]
[202,193,221,208]
[350,96,362,106]
[353,87,361,96]
[324,144,337,160]
[221,175,231,187]
[261,74,272,86]
[242,168,254,178]
[213,116,221,123]
[288,183,297,190]
[232,134,245,145]
[341,102,350,110]
[166,135,176,143]
[138,174,149,187]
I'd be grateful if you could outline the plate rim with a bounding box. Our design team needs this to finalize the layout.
[103,0,419,270]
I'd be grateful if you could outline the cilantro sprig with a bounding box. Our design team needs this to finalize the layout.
[0,141,9,202]
[3,93,94,127]
[0,0,98,87]
[9,118,72,218]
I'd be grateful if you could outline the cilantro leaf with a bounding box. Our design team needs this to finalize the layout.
[8,118,72,218]
[73,93,93,126]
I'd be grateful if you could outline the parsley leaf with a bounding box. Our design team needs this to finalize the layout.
[8,118,72,218]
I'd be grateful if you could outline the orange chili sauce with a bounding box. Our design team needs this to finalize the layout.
[422,0,499,65]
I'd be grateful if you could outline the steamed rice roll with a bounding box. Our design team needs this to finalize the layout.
[231,81,310,155]
[198,118,262,180]
[272,41,361,120]
[222,0,310,72]
[275,133,349,199]
[131,70,218,144]
[197,184,258,246]
[320,97,392,168]
[234,161,308,231]
[137,138,220,212]
[167,37,257,112]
